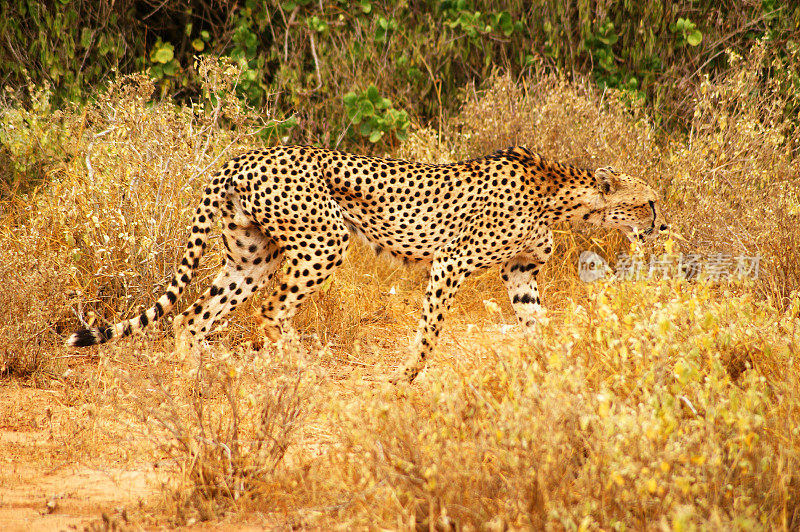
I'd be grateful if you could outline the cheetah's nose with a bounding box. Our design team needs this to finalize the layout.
[659,224,669,232]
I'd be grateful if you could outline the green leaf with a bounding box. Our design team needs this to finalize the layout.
[185,22,193,36]
[687,30,703,46]
[359,99,375,116]
[343,92,359,106]
[80,27,93,48]
[369,130,383,143]
[153,43,174,64]
[349,108,363,123]
[597,22,618,46]
[359,122,373,136]
[307,15,329,33]
[230,48,246,63]
[192,38,205,51]
[162,59,178,76]
[497,11,513,36]
[366,85,380,103]
[201,30,210,41]
[98,34,111,56]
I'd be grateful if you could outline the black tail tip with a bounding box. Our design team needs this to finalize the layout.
[66,328,104,347]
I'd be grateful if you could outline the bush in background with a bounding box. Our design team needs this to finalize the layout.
[2,1,799,152]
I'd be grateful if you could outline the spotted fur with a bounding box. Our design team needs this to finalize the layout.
[67,145,665,382]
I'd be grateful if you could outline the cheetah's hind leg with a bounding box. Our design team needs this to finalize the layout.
[256,218,350,354]
[174,220,284,373]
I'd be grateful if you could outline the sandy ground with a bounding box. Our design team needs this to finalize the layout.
[0,384,162,530]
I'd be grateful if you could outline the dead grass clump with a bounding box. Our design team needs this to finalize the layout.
[55,59,269,327]
[110,338,321,525]
[663,43,800,305]
[324,369,584,529]
[0,227,71,381]
[455,71,663,178]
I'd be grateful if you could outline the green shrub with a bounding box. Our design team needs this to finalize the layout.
[3,1,799,145]
[343,86,409,144]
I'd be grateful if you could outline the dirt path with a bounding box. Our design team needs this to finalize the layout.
[0,385,161,531]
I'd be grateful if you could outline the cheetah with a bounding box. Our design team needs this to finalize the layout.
[67,145,666,382]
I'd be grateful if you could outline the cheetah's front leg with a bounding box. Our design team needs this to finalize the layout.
[501,253,550,336]
[393,254,472,383]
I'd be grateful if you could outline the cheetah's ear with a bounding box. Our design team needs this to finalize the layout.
[594,167,621,195]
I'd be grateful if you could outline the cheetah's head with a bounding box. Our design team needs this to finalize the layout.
[587,167,667,242]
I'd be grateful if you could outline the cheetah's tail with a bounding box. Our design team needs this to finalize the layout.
[66,178,225,347]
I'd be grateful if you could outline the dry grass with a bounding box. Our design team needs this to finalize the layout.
[662,44,800,305]
[316,280,800,530]
[100,336,320,525]
[1,46,799,529]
